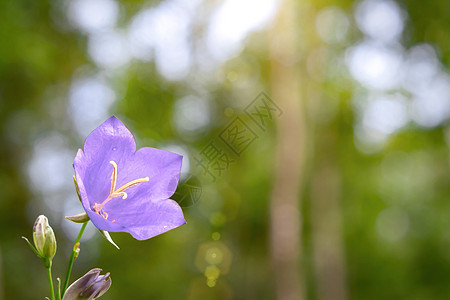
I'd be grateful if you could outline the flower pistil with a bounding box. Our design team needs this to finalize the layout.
[93,160,149,221]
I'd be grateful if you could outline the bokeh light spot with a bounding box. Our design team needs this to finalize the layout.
[315,6,350,44]
[68,0,119,34]
[355,0,405,43]
[347,41,404,90]
[68,75,116,137]
[376,206,410,242]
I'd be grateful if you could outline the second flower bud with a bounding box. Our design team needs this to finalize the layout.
[33,215,57,265]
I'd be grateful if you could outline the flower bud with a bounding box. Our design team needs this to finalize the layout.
[32,215,57,262]
[63,269,111,300]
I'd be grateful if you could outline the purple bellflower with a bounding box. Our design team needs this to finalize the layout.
[63,268,111,300]
[73,116,185,240]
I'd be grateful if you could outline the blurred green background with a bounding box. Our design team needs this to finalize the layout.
[0,0,449,299]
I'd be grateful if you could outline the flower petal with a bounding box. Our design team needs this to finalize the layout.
[118,147,182,201]
[106,198,186,240]
[92,277,112,299]
[62,269,101,300]
[83,116,136,161]
[81,274,111,300]
[74,149,119,231]
[74,116,137,209]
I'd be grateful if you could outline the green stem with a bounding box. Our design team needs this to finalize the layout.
[61,221,88,298]
[46,263,55,300]
[56,278,62,300]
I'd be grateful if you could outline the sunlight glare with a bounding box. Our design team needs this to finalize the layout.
[355,0,405,43]
[410,75,450,128]
[173,95,211,139]
[206,0,278,62]
[68,0,119,34]
[347,41,404,90]
[362,94,408,135]
[88,30,130,69]
[68,75,116,136]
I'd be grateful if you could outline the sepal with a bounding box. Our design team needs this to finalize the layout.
[21,236,39,256]
[99,230,120,250]
[65,212,90,223]
[73,175,82,202]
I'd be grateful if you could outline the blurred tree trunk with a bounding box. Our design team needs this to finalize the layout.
[305,26,349,300]
[310,143,348,300]
[269,0,306,299]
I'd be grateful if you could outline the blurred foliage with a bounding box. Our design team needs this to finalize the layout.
[0,0,449,300]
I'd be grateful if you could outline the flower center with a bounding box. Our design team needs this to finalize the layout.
[93,160,149,221]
